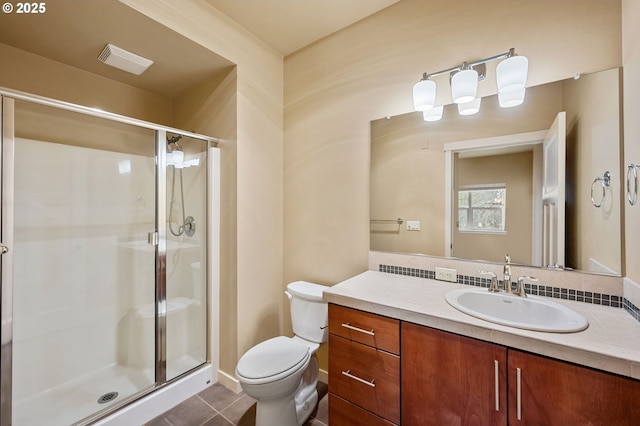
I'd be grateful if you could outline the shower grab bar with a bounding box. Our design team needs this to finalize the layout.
[628,164,640,206]
[591,171,611,208]
[370,217,404,225]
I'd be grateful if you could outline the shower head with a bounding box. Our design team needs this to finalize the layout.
[167,135,183,152]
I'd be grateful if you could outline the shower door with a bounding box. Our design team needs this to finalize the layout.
[163,133,208,381]
[0,95,211,426]
[5,98,158,425]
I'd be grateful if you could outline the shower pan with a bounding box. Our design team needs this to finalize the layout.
[0,89,220,425]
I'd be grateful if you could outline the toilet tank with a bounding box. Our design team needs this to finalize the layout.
[286,281,329,344]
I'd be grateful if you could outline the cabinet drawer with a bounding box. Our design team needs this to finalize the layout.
[329,393,397,426]
[329,304,399,354]
[329,334,400,424]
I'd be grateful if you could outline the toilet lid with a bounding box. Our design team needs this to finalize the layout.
[236,336,310,380]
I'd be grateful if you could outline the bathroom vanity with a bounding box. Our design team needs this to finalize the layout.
[324,271,640,425]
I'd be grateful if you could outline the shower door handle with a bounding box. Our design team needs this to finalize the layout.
[148,232,159,246]
[0,244,8,255]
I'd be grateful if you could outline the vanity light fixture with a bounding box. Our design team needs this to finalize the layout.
[458,97,481,116]
[413,78,437,111]
[413,48,528,115]
[498,88,526,108]
[451,63,479,104]
[423,105,444,121]
[496,54,528,93]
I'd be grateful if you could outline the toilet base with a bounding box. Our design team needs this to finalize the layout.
[254,396,298,426]
[295,388,318,425]
[253,387,318,426]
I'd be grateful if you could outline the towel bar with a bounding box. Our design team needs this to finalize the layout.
[370,218,404,225]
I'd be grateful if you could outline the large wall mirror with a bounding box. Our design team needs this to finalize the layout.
[370,67,623,276]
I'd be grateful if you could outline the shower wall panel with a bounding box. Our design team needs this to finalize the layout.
[11,136,156,423]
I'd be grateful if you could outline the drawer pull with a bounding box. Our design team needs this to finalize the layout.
[342,369,376,387]
[516,367,522,420]
[341,322,375,336]
[494,360,500,411]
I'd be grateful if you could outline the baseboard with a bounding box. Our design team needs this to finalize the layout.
[318,368,328,384]
[218,369,242,393]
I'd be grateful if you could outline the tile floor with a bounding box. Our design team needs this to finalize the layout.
[145,382,328,426]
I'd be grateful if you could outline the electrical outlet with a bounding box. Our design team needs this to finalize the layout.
[435,267,457,283]
[406,220,421,231]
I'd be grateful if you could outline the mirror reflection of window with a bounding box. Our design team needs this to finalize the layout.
[458,186,506,232]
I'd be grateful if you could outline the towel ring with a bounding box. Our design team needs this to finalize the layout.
[591,171,611,208]
[628,164,639,206]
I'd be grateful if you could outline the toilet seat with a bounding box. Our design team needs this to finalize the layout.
[236,336,310,385]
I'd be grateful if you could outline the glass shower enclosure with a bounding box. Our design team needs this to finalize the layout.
[0,90,217,425]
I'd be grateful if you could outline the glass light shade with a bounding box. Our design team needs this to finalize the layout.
[498,88,526,108]
[167,150,184,166]
[496,55,528,93]
[413,79,436,111]
[117,160,131,174]
[457,97,481,116]
[423,105,444,122]
[183,158,200,168]
[451,69,478,104]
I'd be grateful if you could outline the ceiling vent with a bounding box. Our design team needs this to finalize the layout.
[97,43,153,75]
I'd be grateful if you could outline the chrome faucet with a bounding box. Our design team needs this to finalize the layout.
[479,271,499,292]
[503,254,512,293]
[515,276,538,297]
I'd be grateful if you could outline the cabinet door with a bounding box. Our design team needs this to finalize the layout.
[402,323,507,426]
[508,349,640,425]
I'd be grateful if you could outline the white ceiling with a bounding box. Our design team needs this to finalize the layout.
[206,0,402,56]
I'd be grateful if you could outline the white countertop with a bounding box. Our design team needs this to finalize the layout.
[323,270,640,380]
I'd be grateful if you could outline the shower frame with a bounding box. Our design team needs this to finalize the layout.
[0,87,219,425]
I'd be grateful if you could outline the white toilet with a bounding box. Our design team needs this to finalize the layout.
[235,281,329,426]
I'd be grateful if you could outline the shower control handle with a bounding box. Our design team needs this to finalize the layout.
[0,244,8,255]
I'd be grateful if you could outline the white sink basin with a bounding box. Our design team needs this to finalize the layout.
[445,288,589,333]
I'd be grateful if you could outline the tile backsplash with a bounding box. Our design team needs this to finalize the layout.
[378,264,623,308]
[371,251,640,324]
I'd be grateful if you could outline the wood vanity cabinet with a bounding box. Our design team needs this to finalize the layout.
[328,304,400,425]
[508,349,640,425]
[402,322,508,426]
[402,322,640,425]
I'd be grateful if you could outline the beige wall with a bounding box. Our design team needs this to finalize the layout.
[174,68,240,377]
[370,112,446,256]
[285,0,621,285]
[454,152,534,264]
[564,68,622,274]
[4,0,633,388]
[121,0,285,380]
[623,0,640,295]
[285,0,621,374]
[0,42,173,125]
